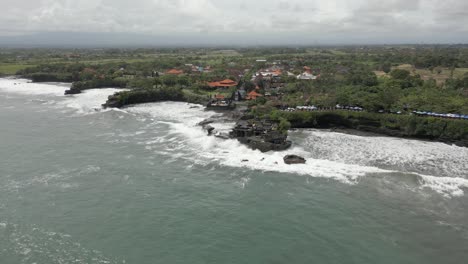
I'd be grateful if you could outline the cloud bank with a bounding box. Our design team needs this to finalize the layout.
[2,0,468,44]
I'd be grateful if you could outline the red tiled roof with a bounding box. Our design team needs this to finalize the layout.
[219,79,236,85]
[207,79,238,88]
[246,90,263,100]
[248,91,262,96]
[167,69,184,75]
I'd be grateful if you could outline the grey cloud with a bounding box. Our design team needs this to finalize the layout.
[278,1,290,10]
[1,0,468,44]
[358,0,421,13]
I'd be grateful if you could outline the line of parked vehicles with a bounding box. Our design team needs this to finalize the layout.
[280,105,468,120]
[282,105,364,112]
[412,111,468,120]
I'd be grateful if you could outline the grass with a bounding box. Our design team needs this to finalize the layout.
[375,64,468,86]
[0,64,36,75]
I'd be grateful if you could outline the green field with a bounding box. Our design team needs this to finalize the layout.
[0,64,37,75]
[374,64,468,85]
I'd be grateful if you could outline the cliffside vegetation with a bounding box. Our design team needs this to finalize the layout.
[278,110,468,146]
[103,86,208,108]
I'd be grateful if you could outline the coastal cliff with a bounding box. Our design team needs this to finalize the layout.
[65,79,128,95]
[103,87,208,108]
[280,111,468,147]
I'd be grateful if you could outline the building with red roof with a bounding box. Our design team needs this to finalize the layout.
[166,69,184,75]
[246,90,263,100]
[207,79,238,89]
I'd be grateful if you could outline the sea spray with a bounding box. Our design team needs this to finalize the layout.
[125,102,468,196]
[1,79,467,197]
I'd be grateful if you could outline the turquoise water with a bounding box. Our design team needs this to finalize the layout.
[1,79,468,264]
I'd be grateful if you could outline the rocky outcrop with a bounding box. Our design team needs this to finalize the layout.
[197,119,215,127]
[283,155,306,165]
[238,137,292,152]
[65,79,128,95]
[64,88,81,95]
[231,119,292,152]
[205,125,215,135]
[102,88,185,108]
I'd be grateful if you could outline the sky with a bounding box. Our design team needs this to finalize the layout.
[1,0,468,46]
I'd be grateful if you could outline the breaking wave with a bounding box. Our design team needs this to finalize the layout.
[125,102,468,197]
[0,78,69,96]
[1,79,467,197]
[60,88,127,115]
[0,78,125,115]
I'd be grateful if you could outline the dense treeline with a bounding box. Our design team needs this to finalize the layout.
[103,86,208,108]
[30,72,74,82]
[278,110,468,147]
[277,66,468,114]
[66,78,128,94]
[104,86,184,108]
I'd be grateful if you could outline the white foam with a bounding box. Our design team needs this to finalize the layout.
[0,78,127,115]
[61,88,127,114]
[418,175,468,197]
[125,102,468,196]
[127,102,393,184]
[0,78,69,96]
[3,82,466,197]
[295,130,468,179]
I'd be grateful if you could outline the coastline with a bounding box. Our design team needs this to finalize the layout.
[281,111,468,148]
[3,76,467,148]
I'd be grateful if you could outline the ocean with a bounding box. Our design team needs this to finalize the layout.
[1,78,468,264]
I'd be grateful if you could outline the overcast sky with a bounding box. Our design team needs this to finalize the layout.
[2,0,468,45]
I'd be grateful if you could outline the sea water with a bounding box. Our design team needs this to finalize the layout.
[0,78,467,264]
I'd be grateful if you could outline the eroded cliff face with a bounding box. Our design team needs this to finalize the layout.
[282,111,468,148]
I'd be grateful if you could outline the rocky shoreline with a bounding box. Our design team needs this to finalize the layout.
[15,74,463,150]
[198,113,305,164]
[281,111,468,148]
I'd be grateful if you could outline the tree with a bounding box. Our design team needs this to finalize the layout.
[380,62,392,73]
[244,81,256,92]
[378,82,401,110]
[160,74,178,86]
[390,69,411,80]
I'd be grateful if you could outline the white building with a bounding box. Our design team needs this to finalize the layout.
[297,71,317,80]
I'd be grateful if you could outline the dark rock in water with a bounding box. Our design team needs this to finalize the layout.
[241,159,249,162]
[205,125,215,135]
[231,118,292,152]
[239,137,292,152]
[64,88,81,95]
[283,155,306,165]
[190,105,201,109]
[198,119,215,126]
